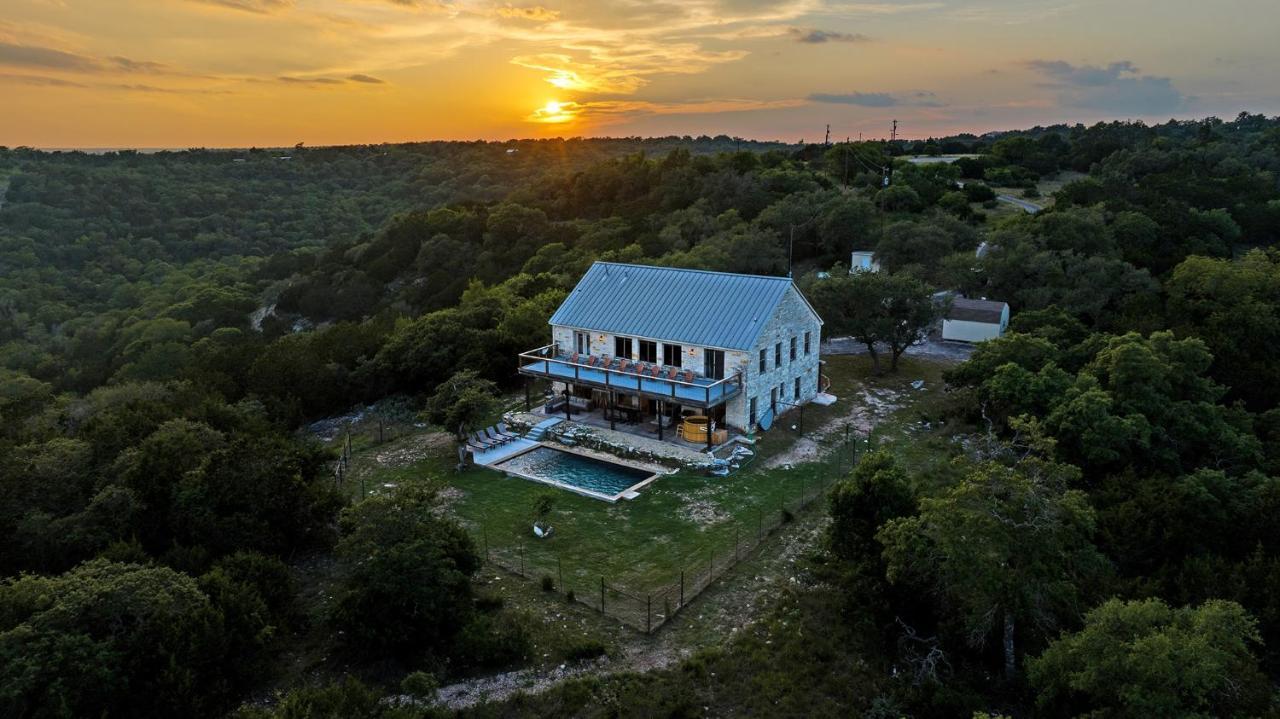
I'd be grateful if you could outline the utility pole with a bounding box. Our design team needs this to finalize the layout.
[824,124,831,146]
[890,119,898,143]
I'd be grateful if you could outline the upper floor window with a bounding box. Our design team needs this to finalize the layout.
[804,331,811,355]
[615,336,633,359]
[789,336,797,362]
[758,348,767,373]
[775,342,782,367]
[638,340,657,364]
[704,349,725,380]
[663,343,682,367]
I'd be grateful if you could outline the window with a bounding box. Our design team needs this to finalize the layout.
[663,343,682,367]
[770,387,777,414]
[704,349,725,380]
[639,340,657,363]
[794,376,801,400]
[804,331,811,355]
[574,331,588,354]
[749,397,757,427]
[775,342,782,367]
[758,348,767,373]
[790,336,797,362]
[614,336,633,359]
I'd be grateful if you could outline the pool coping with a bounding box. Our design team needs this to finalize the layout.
[491,442,669,503]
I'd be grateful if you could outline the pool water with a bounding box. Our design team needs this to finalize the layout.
[497,446,655,498]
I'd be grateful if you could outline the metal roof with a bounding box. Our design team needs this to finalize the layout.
[549,262,819,351]
[947,297,1008,324]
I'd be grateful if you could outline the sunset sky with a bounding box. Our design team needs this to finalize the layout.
[3,0,1278,147]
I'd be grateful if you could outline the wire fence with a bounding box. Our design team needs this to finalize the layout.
[473,434,864,634]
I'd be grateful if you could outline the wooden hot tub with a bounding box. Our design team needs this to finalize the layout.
[681,415,727,444]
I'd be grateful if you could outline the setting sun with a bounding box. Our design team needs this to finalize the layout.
[530,100,577,124]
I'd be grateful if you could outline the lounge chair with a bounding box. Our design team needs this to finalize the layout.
[466,435,489,452]
[471,431,498,449]
[495,422,521,440]
[484,427,511,445]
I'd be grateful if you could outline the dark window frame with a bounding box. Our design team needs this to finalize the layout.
[638,339,658,363]
[615,336,633,359]
[663,343,683,367]
[790,336,797,362]
[758,348,767,373]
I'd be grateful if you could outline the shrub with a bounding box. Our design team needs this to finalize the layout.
[454,612,533,669]
[566,589,576,604]
[400,671,439,700]
[540,575,555,592]
[564,638,607,663]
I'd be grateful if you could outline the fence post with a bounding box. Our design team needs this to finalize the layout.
[646,594,652,634]
[558,557,564,593]
[599,577,605,613]
[680,570,684,607]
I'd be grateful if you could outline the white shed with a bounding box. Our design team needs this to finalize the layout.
[942,298,1009,343]
[850,250,880,273]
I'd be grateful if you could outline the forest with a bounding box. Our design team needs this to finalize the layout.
[2,113,1280,717]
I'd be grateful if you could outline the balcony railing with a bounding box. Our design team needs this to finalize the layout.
[518,343,742,408]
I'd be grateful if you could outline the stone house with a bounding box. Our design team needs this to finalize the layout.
[518,262,824,437]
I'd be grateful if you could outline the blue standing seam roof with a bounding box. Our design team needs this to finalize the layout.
[549,262,816,352]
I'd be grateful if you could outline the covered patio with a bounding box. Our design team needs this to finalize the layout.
[518,344,743,450]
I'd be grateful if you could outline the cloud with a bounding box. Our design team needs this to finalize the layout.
[0,41,100,72]
[107,56,172,74]
[1026,59,1186,115]
[347,73,385,83]
[495,5,559,22]
[808,90,945,107]
[788,27,871,43]
[279,75,345,84]
[188,0,295,13]
[0,72,89,87]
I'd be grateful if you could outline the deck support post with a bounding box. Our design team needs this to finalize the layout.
[657,400,664,441]
[564,388,571,422]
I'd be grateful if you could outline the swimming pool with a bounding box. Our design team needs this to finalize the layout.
[495,446,658,501]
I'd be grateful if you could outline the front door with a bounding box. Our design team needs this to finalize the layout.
[574,331,588,354]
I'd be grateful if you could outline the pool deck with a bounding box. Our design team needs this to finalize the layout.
[508,410,726,468]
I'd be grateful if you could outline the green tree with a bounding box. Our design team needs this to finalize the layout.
[423,370,500,439]
[329,487,481,659]
[828,450,914,561]
[804,271,941,373]
[0,560,233,718]
[1028,598,1270,718]
[878,452,1109,679]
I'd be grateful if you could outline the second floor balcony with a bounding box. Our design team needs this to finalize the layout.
[518,343,742,408]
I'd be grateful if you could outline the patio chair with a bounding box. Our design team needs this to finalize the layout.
[495,422,521,440]
[470,431,498,449]
[484,427,512,445]
[567,352,579,364]
[664,367,679,380]
[466,435,489,452]
[586,355,600,367]
[648,364,662,377]
[682,370,695,382]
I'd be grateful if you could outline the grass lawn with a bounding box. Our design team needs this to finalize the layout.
[343,354,962,609]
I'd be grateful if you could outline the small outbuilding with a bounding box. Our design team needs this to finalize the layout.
[942,297,1009,343]
[849,250,880,273]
